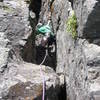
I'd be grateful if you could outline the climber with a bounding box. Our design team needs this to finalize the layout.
[36,20,55,48]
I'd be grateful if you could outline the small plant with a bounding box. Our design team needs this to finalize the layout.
[3,5,13,12]
[3,5,10,10]
[66,10,77,39]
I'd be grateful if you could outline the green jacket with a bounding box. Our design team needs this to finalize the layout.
[37,24,54,36]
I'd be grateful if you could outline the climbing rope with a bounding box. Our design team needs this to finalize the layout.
[39,49,48,100]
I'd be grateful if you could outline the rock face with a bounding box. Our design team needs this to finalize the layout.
[0,0,33,62]
[74,0,100,39]
[52,0,100,100]
[52,0,88,99]
[1,62,60,100]
[0,0,61,100]
[0,0,100,100]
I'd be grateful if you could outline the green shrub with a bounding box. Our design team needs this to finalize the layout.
[66,11,77,39]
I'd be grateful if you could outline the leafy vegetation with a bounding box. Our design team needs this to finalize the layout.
[66,10,77,39]
[3,5,13,12]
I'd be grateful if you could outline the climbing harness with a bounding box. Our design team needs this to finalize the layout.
[39,49,48,100]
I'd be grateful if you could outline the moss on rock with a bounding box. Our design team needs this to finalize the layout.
[66,10,77,39]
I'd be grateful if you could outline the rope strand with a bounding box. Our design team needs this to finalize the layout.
[40,49,48,100]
